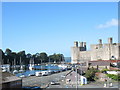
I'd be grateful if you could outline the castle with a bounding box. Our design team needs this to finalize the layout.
[71,37,120,64]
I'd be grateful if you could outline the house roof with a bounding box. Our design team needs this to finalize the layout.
[89,60,110,66]
[90,60,120,63]
[1,72,21,84]
[66,71,81,81]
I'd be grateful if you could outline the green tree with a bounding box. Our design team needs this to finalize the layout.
[106,74,120,81]
[84,68,99,81]
[48,53,65,63]
[40,52,48,63]
[5,48,12,56]
[17,51,26,65]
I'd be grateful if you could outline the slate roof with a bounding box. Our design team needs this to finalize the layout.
[89,60,111,66]
[66,71,81,81]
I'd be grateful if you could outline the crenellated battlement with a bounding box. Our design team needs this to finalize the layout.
[71,37,120,64]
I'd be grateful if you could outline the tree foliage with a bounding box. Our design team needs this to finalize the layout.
[84,68,99,81]
[106,74,120,81]
[49,53,64,63]
[1,48,65,65]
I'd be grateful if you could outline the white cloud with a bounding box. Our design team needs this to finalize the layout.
[97,18,118,29]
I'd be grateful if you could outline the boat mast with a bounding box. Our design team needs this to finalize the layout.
[14,58,16,70]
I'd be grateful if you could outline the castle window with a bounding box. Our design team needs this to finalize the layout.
[112,56,114,58]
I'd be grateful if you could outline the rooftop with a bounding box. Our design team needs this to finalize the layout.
[1,72,21,84]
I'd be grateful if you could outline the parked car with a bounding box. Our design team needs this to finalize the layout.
[50,81,60,85]
[22,86,41,90]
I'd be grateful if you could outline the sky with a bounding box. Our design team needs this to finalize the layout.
[2,2,118,57]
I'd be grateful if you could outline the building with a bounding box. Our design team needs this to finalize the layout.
[0,64,10,72]
[1,71,22,90]
[66,71,87,85]
[71,37,120,64]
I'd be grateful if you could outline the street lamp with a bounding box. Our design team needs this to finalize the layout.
[75,62,78,90]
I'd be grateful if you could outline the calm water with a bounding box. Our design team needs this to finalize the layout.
[16,64,63,77]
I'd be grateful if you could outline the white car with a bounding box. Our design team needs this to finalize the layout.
[50,81,60,85]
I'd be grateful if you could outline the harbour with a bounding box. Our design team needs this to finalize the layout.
[13,64,71,77]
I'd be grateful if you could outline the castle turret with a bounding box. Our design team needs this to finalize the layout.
[79,42,83,47]
[71,41,79,64]
[98,39,102,48]
[83,42,87,50]
[108,37,113,44]
[98,39,102,44]
[74,41,78,47]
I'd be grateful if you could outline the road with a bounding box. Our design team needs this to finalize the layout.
[22,70,119,89]
[22,70,71,88]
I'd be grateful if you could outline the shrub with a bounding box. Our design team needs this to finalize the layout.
[106,74,120,81]
[84,68,99,81]
[101,68,109,73]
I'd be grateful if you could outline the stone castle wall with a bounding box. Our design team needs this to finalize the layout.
[71,38,120,64]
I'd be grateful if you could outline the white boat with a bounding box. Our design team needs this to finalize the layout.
[29,65,34,70]
[35,71,42,76]
[1,67,7,72]
[19,74,25,78]
[28,73,35,76]
[29,58,35,70]
[19,69,24,73]
[58,64,67,69]
[13,70,18,74]
[36,71,49,76]
[41,71,49,76]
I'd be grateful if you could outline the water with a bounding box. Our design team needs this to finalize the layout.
[15,64,63,77]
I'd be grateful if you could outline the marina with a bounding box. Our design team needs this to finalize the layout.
[14,64,71,77]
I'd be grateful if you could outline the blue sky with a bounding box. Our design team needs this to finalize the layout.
[2,2,118,57]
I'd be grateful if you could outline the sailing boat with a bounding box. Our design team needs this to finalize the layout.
[13,58,18,74]
[19,57,24,72]
[48,57,52,74]
[29,57,34,70]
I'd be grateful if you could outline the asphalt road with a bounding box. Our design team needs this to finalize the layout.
[22,70,71,88]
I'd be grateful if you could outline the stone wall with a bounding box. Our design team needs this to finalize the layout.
[71,38,120,64]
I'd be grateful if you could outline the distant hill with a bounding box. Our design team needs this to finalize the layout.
[64,57,71,63]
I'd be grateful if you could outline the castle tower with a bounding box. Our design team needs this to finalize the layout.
[71,41,79,64]
[98,39,102,44]
[98,39,102,48]
[74,41,78,47]
[79,42,83,47]
[108,37,113,44]
[83,42,87,51]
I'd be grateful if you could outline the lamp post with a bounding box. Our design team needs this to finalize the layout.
[75,60,79,90]
[75,64,78,90]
